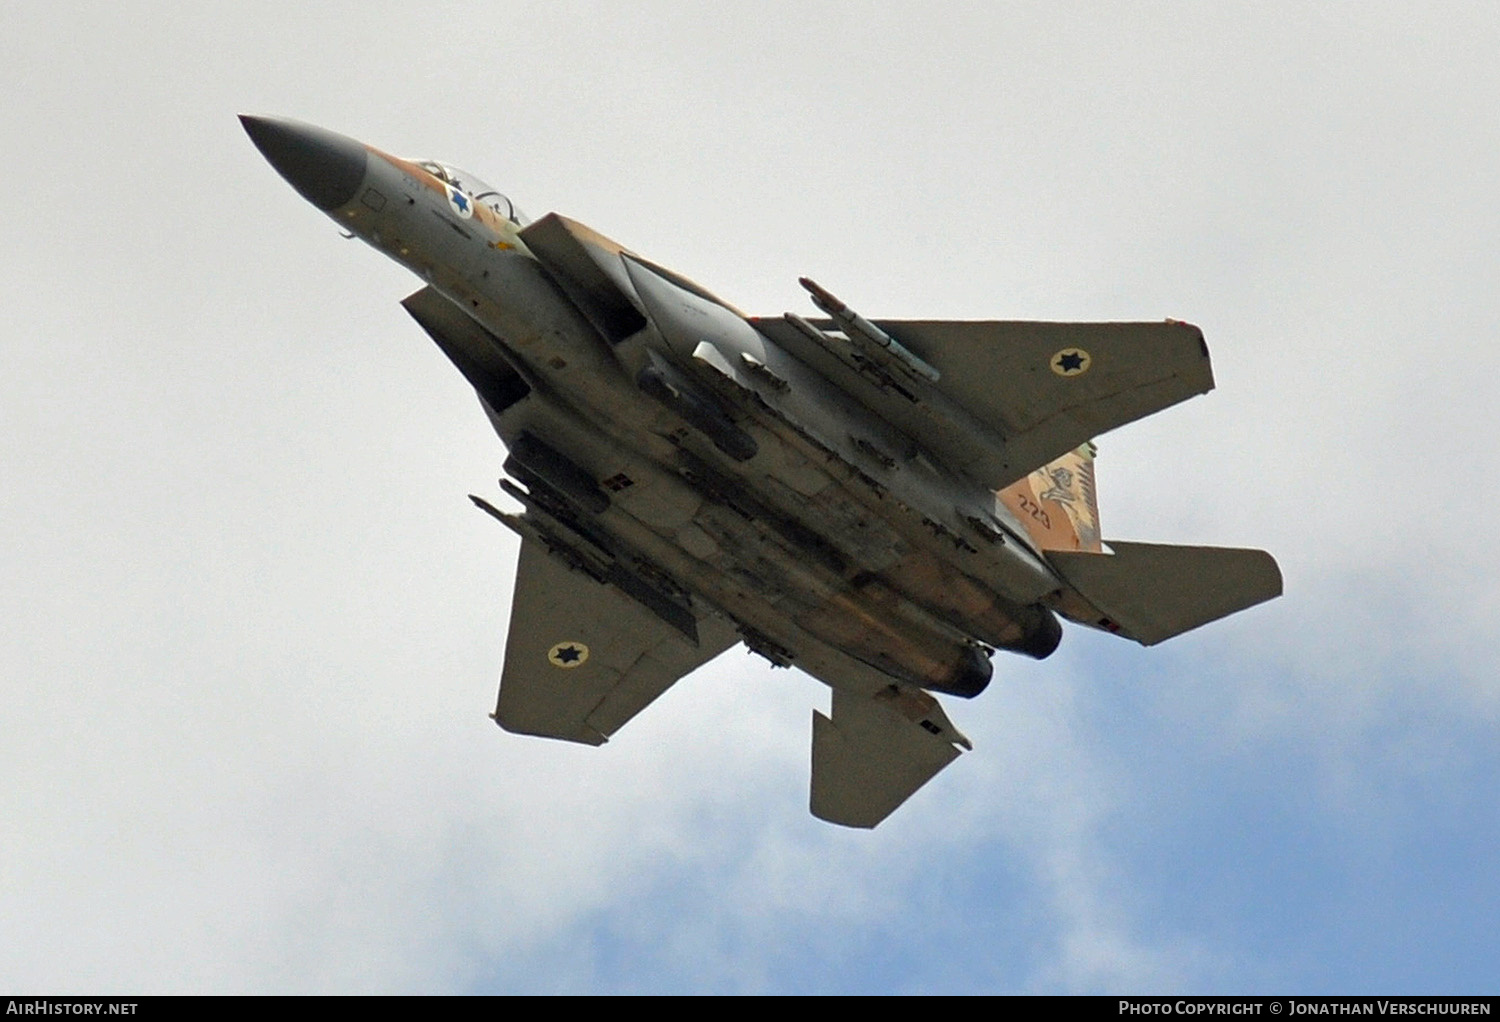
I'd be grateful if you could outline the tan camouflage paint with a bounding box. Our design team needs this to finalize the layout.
[366,148,520,241]
[996,443,1103,553]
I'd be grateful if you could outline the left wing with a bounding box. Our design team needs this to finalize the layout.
[753,313,1212,490]
[495,537,739,745]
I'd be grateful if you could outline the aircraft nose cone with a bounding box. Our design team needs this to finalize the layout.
[240,115,368,211]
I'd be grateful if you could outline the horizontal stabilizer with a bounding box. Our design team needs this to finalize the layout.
[1048,541,1282,646]
[810,686,965,829]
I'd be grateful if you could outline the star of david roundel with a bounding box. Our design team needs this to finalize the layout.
[1050,347,1092,377]
[547,641,589,669]
[446,186,473,219]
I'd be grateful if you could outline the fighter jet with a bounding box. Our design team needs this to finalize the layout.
[243,115,1281,827]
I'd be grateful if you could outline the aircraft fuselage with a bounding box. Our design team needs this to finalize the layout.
[243,116,1064,701]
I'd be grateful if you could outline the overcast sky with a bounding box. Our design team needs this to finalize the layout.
[3,2,1498,994]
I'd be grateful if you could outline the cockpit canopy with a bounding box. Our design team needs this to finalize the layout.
[417,160,528,226]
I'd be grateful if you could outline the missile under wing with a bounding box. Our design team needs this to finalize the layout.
[243,116,1282,827]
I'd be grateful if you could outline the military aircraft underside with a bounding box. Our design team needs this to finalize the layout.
[243,115,1282,827]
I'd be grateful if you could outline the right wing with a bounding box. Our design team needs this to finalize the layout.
[495,537,739,745]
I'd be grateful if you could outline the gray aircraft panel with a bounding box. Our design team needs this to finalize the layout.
[1047,541,1283,646]
[810,686,964,828]
[516,214,648,344]
[752,316,1213,489]
[495,538,740,744]
[402,286,533,414]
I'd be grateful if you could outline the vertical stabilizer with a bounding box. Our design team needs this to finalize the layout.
[997,443,1103,552]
